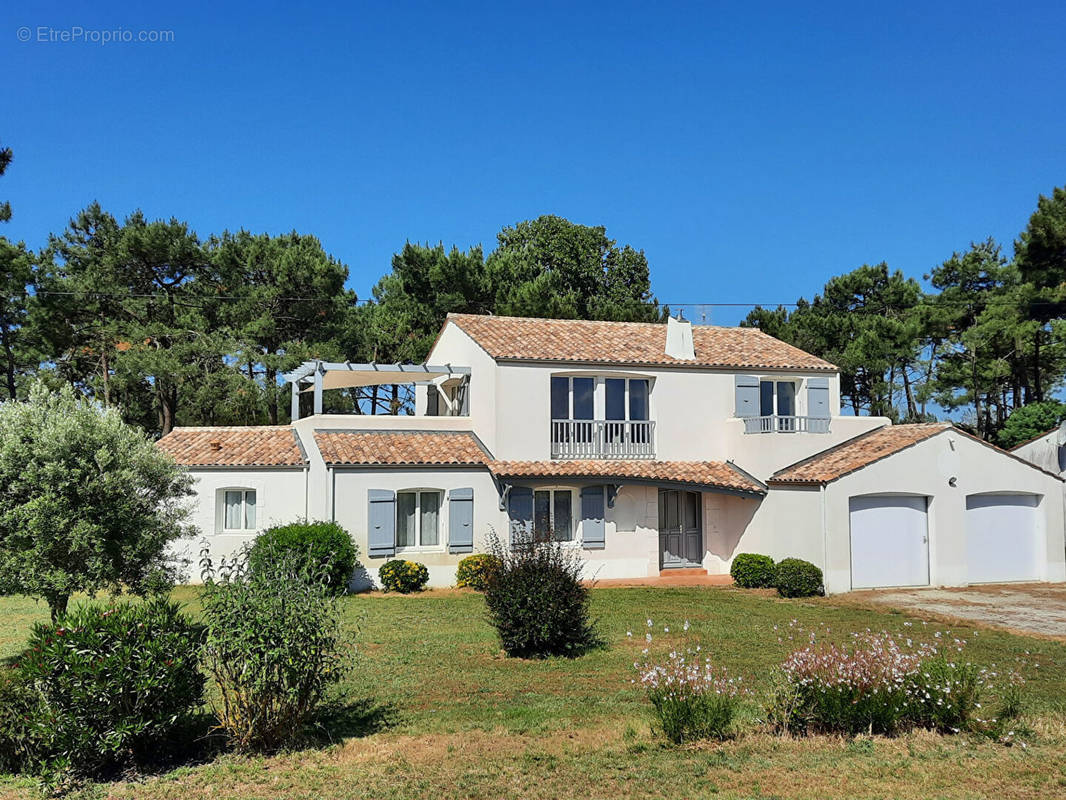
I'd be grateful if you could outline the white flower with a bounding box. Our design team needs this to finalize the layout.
[647,619,653,627]
[683,620,690,632]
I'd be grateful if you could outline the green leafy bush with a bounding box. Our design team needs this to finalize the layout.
[483,529,600,658]
[0,666,37,774]
[379,559,429,593]
[249,520,358,595]
[455,553,500,591]
[729,553,776,588]
[15,599,205,784]
[200,545,350,752]
[774,558,824,598]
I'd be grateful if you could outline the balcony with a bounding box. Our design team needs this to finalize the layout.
[743,415,830,434]
[551,419,656,459]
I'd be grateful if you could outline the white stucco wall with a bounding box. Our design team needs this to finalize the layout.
[329,467,503,588]
[169,467,309,582]
[1012,431,1064,476]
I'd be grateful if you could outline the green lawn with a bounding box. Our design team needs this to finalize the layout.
[3,585,1066,799]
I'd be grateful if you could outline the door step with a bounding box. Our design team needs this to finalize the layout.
[659,568,708,577]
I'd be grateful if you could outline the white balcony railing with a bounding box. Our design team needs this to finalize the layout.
[743,415,830,434]
[551,419,655,459]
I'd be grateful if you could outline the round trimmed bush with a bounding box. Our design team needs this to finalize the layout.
[249,520,358,595]
[15,599,205,783]
[730,553,776,588]
[774,558,824,598]
[379,559,429,593]
[455,553,500,591]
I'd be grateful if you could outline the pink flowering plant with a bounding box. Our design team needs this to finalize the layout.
[632,620,745,743]
[768,620,1007,736]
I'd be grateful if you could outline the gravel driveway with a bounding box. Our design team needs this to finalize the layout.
[846,584,1066,638]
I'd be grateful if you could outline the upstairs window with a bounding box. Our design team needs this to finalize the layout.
[552,376,650,420]
[551,376,594,420]
[222,489,257,532]
[760,380,796,417]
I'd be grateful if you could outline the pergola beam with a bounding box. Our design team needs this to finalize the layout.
[284,361,472,421]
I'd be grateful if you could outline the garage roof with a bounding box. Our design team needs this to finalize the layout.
[769,422,1065,486]
[769,423,952,485]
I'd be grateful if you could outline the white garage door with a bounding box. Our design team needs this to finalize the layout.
[849,495,930,589]
[965,494,1040,583]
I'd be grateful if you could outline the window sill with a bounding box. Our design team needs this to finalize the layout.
[396,546,446,555]
[219,529,258,535]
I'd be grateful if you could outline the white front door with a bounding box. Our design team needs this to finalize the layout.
[849,495,930,589]
[965,494,1040,583]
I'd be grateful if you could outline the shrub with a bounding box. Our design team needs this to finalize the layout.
[774,558,824,598]
[769,628,988,736]
[379,559,429,593]
[249,520,358,595]
[730,553,776,588]
[483,529,600,658]
[636,626,743,743]
[0,666,37,774]
[455,553,500,591]
[15,599,205,783]
[200,545,350,752]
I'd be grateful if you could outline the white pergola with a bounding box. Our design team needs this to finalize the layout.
[282,360,471,420]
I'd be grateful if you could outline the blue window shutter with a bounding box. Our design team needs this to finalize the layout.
[507,487,533,546]
[735,375,759,418]
[807,377,830,419]
[581,485,606,550]
[368,489,396,558]
[448,487,474,554]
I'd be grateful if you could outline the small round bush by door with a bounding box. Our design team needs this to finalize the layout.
[379,560,429,593]
[249,520,358,595]
[774,558,824,598]
[455,554,500,591]
[730,553,776,588]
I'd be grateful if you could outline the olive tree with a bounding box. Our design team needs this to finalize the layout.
[0,383,193,619]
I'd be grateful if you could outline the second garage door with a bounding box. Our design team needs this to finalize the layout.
[965,494,1040,583]
[849,495,930,589]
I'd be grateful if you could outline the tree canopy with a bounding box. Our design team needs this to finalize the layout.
[0,383,194,620]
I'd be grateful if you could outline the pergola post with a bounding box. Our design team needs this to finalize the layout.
[291,380,300,422]
[313,365,324,416]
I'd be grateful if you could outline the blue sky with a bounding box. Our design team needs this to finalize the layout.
[3,0,1065,326]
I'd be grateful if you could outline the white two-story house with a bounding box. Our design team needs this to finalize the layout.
[159,313,1066,594]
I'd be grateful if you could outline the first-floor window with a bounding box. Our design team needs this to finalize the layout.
[397,490,441,548]
[534,488,574,542]
[223,489,256,531]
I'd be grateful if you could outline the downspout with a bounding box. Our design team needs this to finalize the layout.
[820,482,829,592]
[303,465,310,522]
[327,466,336,522]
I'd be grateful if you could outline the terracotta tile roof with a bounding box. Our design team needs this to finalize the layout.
[446,313,836,371]
[489,460,766,495]
[769,423,952,485]
[314,430,490,466]
[157,426,307,467]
